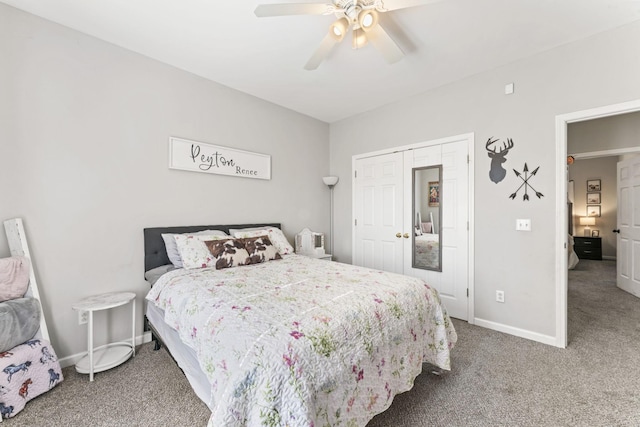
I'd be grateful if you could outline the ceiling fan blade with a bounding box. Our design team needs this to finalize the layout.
[255,3,333,17]
[366,24,404,64]
[304,32,338,70]
[376,0,443,12]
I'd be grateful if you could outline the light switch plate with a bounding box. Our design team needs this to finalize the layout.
[516,219,531,231]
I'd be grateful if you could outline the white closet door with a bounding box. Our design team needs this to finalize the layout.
[404,140,469,320]
[353,152,405,273]
[617,156,640,298]
[439,140,469,319]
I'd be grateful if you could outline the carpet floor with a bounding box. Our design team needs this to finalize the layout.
[5,259,639,426]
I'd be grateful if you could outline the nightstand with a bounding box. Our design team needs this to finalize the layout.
[573,236,602,260]
[300,253,333,261]
[72,291,136,381]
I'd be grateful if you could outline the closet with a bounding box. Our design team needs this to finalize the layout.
[352,134,471,320]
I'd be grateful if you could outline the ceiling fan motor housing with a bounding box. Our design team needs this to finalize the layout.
[256,0,415,69]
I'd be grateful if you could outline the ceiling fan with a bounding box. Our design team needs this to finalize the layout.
[255,0,440,70]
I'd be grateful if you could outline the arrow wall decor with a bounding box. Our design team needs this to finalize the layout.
[509,163,544,201]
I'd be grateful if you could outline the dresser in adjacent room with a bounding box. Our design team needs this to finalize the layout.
[573,236,602,260]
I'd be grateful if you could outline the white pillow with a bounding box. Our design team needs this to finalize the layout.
[233,227,294,255]
[228,226,271,236]
[162,230,228,268]
[173,234,230,270]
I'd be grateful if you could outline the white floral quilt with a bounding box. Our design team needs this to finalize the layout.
[146,254,456,427]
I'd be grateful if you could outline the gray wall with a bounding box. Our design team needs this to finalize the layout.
[568,157,618,258]
[0,4,330,360]
[330,21,640,338]
[569,111,640,154]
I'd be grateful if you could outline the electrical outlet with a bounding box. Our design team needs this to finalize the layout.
[78,310,88,325]
[496,290,505,303]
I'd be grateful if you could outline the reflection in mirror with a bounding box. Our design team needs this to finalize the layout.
[413,165,442,271]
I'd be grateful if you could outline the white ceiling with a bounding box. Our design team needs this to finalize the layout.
[3,0,640,123]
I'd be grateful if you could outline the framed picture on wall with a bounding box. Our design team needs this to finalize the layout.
[587,205,601,217]
[587,192,601,204]
[587,179,601,191]
[428,181,440,207]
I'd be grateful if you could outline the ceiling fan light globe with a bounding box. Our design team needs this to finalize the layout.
[329,18,349,42]
[358,9,378,32]
[362,14,373,28]
[352,28,368,49]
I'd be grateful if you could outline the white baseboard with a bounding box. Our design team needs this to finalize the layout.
[58,331,152,368]
[473,317,559,347]
[603,256,616,261]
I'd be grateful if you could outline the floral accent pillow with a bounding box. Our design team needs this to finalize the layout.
[233,227,294,255]
[173,234,229,270]
[238,236,282,264]
[203,239,252,270]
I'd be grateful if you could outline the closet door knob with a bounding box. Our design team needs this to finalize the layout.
[403,233,410,239]
[396,233,402,238]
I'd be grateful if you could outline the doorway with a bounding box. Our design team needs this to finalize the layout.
[556,100,640,348]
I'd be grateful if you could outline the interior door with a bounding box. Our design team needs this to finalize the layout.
[404,140,469,320]
[353,152,405,273]
[617,156,640,298]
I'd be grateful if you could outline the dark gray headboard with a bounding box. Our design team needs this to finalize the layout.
[143,223,281,274]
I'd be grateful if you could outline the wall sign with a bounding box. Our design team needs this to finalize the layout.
[169,137,271,180]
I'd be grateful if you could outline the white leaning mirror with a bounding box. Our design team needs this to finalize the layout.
[413,165,442,272]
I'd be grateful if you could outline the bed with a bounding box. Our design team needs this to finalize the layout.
[144,223,456,427]
[414,233,440,269]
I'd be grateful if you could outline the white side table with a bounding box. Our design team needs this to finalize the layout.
[301,253,333,261]
[72,291,136,381]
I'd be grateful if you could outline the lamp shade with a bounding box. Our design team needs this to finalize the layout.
[358,9,379,32]
[579,217,596,226]
[329,18,349,42]
[323,176,339,187]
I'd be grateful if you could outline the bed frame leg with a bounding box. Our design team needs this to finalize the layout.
[145,315,162,351]
[152,333,162,351]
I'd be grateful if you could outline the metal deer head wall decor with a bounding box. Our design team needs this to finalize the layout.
[486,137,514,183]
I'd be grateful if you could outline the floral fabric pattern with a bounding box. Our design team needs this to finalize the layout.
[414,234,440,269]
[173,234,228,270]
[146,254,456,427]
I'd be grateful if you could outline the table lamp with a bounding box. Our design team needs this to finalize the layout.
[579,216,596,237]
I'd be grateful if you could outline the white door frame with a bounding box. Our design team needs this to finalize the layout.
[555,99,640,348]
[352,132,476,323]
